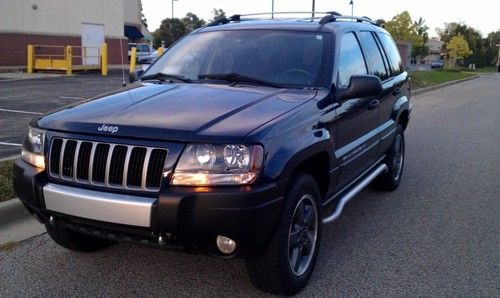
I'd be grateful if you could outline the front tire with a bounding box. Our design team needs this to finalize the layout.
[245,173,322,296]
[374,124,405,191]
[46,224,113,252]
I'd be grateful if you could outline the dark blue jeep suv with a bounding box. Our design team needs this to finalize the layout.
[13,12,411,295]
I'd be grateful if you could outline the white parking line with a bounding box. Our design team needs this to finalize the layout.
[0,141,22,147]
[58,96,85,100]
[0,108,42,115]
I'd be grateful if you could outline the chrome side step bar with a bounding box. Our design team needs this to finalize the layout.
[322,164,388,224]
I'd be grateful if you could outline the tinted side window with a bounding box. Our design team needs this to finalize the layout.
[359,31,388,81]
[377,32,402,75]
[338,33,367,88]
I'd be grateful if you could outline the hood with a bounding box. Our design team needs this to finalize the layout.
[37,83,317,142]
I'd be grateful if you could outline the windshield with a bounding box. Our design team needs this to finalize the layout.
[144,30,329,87]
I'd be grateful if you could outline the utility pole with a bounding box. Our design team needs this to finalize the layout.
[312,0,315,18]
[171,0,178,20]
[349,0,354,16]
[271,0,274,19]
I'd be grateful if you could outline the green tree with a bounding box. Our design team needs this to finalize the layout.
[437,22,485,66]
[181,12,206,32]
[412,17,430,62]
[385,11,425,61]
[210,8,226,22]
[485,31,500,66]
[153,18,187,48]
[152,12,208,48]
[446,34,472,68]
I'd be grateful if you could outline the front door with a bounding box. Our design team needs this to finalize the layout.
[334,32,379,189]
[81,23,104,66]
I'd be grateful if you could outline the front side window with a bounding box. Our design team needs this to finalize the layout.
[144,30,329,88]
[338,33,367,88]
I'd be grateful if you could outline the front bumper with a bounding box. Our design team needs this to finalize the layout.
[13,158,285,256]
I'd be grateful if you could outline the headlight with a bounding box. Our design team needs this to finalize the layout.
[21,127,46,169]
[171,144,264,186]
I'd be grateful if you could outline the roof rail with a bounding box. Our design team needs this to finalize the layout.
[205,11,341,27]
[205,11,377,27]
[238,11,334,18]
[319,13,378,26]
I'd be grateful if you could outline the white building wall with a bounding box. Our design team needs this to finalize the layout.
[0,0,126,38]
[123,0,141,25]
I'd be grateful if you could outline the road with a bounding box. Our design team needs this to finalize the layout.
[1,74,499,297]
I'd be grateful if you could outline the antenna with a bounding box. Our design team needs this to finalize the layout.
[119,38,126,87]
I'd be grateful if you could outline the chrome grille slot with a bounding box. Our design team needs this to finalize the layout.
[109,145,127,185]
[127,147,147,187]
[62,140,77,177]
[76,142,92,180]
[49,138,168,192]
[50,139,63,175]
[92,143,110,183]
[147,149,168,188]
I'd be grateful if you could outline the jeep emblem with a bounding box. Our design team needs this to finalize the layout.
[97,124,119,133]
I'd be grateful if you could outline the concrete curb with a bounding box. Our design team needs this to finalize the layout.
[0,198,30,226]
[412,75,479,96]
[0,155,20,162]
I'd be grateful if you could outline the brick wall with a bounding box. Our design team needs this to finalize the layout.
[0,33,128,67]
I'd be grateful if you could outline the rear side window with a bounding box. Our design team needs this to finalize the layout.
[338,33,367,88]
[377,33,403,75]
[359,31,388,81]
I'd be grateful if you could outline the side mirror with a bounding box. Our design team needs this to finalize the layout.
[337,75,382,101]
[128,69,144,83]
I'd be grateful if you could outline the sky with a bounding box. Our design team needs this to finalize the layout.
[142,0,499,38]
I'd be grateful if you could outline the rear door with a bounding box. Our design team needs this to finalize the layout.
[358,31,395,157]
[375,32,408,154]
[334,32,379,189]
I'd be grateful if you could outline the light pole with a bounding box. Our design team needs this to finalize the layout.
[171,0,178,20]
[271,0,274,19]
[349,0,354,16]
[312,0,315,18]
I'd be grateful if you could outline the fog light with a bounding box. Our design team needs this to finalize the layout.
[216,235,236,255]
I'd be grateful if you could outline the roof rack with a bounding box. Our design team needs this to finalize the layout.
[319,13,377,26]
[205,11,377,27]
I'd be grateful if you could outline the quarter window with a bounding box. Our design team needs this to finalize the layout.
[377,33,403,76]
[359,32,388,81]
[338,33,367,88]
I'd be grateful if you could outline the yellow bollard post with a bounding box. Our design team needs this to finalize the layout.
[65,45,72,75]
[101,43,108,76]
[129,47,137,73]
[157,47,164,56]
[27,44,34,73]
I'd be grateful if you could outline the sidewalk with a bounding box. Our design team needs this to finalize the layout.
[0,199,45,246]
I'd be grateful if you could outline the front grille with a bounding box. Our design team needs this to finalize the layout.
[49,138,168,192]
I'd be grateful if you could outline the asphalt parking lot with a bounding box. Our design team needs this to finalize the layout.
[0,74,125,158]
[1,74,499,296]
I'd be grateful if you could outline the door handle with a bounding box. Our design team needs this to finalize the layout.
[367,99,380,110]
[392,87,402,96]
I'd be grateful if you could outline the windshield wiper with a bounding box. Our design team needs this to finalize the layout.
[198,73,283,88]
[141,72,191,83]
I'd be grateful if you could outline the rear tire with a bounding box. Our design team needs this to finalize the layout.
[374,124,405,191]
[245,173,322,296]
[46,224,112,252]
